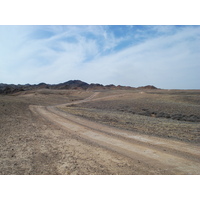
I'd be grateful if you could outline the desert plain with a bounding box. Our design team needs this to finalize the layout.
[0,88,200,174]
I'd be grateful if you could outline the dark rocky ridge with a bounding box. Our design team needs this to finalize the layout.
[0,80,157,94]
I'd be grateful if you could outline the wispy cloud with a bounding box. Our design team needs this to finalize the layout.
[0,25,199,89]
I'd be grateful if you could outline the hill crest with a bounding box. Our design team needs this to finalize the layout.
[0,80,157,94]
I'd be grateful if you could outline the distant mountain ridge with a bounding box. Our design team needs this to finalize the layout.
[0,80,157,94]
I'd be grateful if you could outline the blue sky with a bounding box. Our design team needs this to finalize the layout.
[0,25,200,89]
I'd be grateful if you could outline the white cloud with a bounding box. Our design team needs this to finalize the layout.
[0,25,199,89]
[77,26,200,89]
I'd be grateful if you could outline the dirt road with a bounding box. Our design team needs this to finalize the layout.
[29,92,200,174]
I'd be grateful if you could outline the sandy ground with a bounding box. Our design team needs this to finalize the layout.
[0,89,200,174]
[66,90,200,143]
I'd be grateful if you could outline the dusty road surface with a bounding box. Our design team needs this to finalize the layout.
[1,89,200,174]
[29,92,200,175]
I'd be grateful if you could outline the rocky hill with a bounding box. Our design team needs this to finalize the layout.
[0,80,157,94]
[137,85,158,90]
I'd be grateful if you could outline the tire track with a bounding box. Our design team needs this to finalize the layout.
[29,92,200,174]
[48,106,200,163]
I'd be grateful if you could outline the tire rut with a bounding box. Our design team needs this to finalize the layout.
[48,106,200,163]
[29,92,200,175]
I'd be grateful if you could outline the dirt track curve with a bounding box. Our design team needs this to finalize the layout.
[29,92,200,175]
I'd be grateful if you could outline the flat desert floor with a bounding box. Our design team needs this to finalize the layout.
[0,89,200,174]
